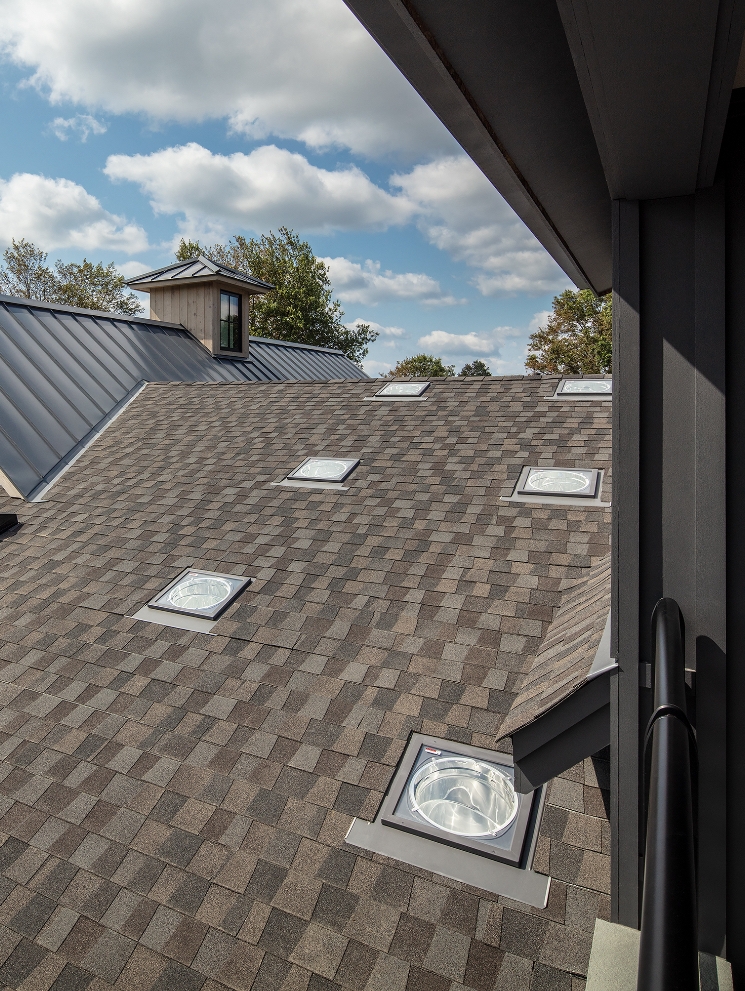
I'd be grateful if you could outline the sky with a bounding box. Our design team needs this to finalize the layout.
[0,0,572,375]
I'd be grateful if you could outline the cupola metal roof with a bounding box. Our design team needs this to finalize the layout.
[126,254,274,294]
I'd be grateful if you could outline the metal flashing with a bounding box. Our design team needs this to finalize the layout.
[27,381,147,502]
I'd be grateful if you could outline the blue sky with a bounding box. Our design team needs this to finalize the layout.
[0,0,571,375]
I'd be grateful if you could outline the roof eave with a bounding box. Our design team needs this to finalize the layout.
[127,274,272,295]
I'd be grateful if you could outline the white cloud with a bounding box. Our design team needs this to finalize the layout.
[362,357,395,378]
[347,318,406,348]
[528,309,551,334]
[393,156,571,296]
[0,173,148,252]
[117,260,151,280]
[50,113,106,141]
[325,256,460,306]
[105,144,413,237]
[418,326,523,356]
[0,0,453,159]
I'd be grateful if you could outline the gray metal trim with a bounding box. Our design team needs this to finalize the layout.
[345,816,550,908]
[131,605,218,635]
[27,381,147,502]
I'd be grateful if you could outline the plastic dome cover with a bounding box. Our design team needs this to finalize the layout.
[167,575,232,612]
[526,469,593,493]
[408,756,518,837]
[562,379,611,393]
[296,459,350,479]
[378,382,428,396]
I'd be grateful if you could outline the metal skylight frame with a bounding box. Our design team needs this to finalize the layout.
[148,568,251,620]
[516,466,600,499]
[378,734,540,867]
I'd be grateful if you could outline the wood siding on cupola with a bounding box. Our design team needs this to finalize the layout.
[148,280,251,359]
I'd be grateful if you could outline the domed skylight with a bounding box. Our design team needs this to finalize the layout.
[286,457,359,483]
[557,379,612,395]
[518,467,598,498]
[408,755,518,838]
[375,382,429,397]
[149,569,250,620]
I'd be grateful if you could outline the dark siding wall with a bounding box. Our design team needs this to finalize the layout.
[612,185,728,956]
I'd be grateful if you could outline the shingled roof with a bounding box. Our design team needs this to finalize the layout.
[0,376,613,989]
[499,557,612,740]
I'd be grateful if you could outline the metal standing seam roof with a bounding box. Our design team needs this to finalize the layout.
[0,295,366,500]
[125,254,274,293]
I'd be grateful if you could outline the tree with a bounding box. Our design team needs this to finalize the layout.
[0,238,57,301]
[460,359,491,376]
[0,239,143,316]
[387,354,455,377]
[175,239,203,261]
[525,288,612,374]
[191,228,377,365]
[54,260,143,316]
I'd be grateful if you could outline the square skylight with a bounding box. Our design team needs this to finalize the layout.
[379,736,540,865]
[517,467,599,498]
[375,382,429,397]
[556,378,612,395]
[286,457,359,483]
[149,569,250,620]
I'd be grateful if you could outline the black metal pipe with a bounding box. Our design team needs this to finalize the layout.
[637,598,697,991]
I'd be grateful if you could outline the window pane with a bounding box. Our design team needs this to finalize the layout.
[220,292,241,351]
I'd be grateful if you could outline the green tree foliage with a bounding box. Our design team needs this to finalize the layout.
[460,359,492,376]
[53,260,143,315]
[525,288,612,374]
[0,238,143,316]
[182,228,378,366]
[0,238,57,301]
[387,354,455,377]
[175,239,203,261]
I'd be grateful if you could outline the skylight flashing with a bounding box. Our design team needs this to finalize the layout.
[346,734,548,905]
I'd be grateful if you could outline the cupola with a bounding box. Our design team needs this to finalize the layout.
[126,256,273,359]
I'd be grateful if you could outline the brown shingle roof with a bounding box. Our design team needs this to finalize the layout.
[498,556,612,740]
[0,376,612,989]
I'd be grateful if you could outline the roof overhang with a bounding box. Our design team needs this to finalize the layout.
[129,274,271,296]
[511,614,615,794]
[343,0,745,295]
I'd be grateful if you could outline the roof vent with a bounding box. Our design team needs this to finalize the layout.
[148,568,250,620]
[286,457,359,484]
[555,378,612,397]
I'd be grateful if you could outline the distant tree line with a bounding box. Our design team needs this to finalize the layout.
[386,354,492,377]
[0,238,142,316]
